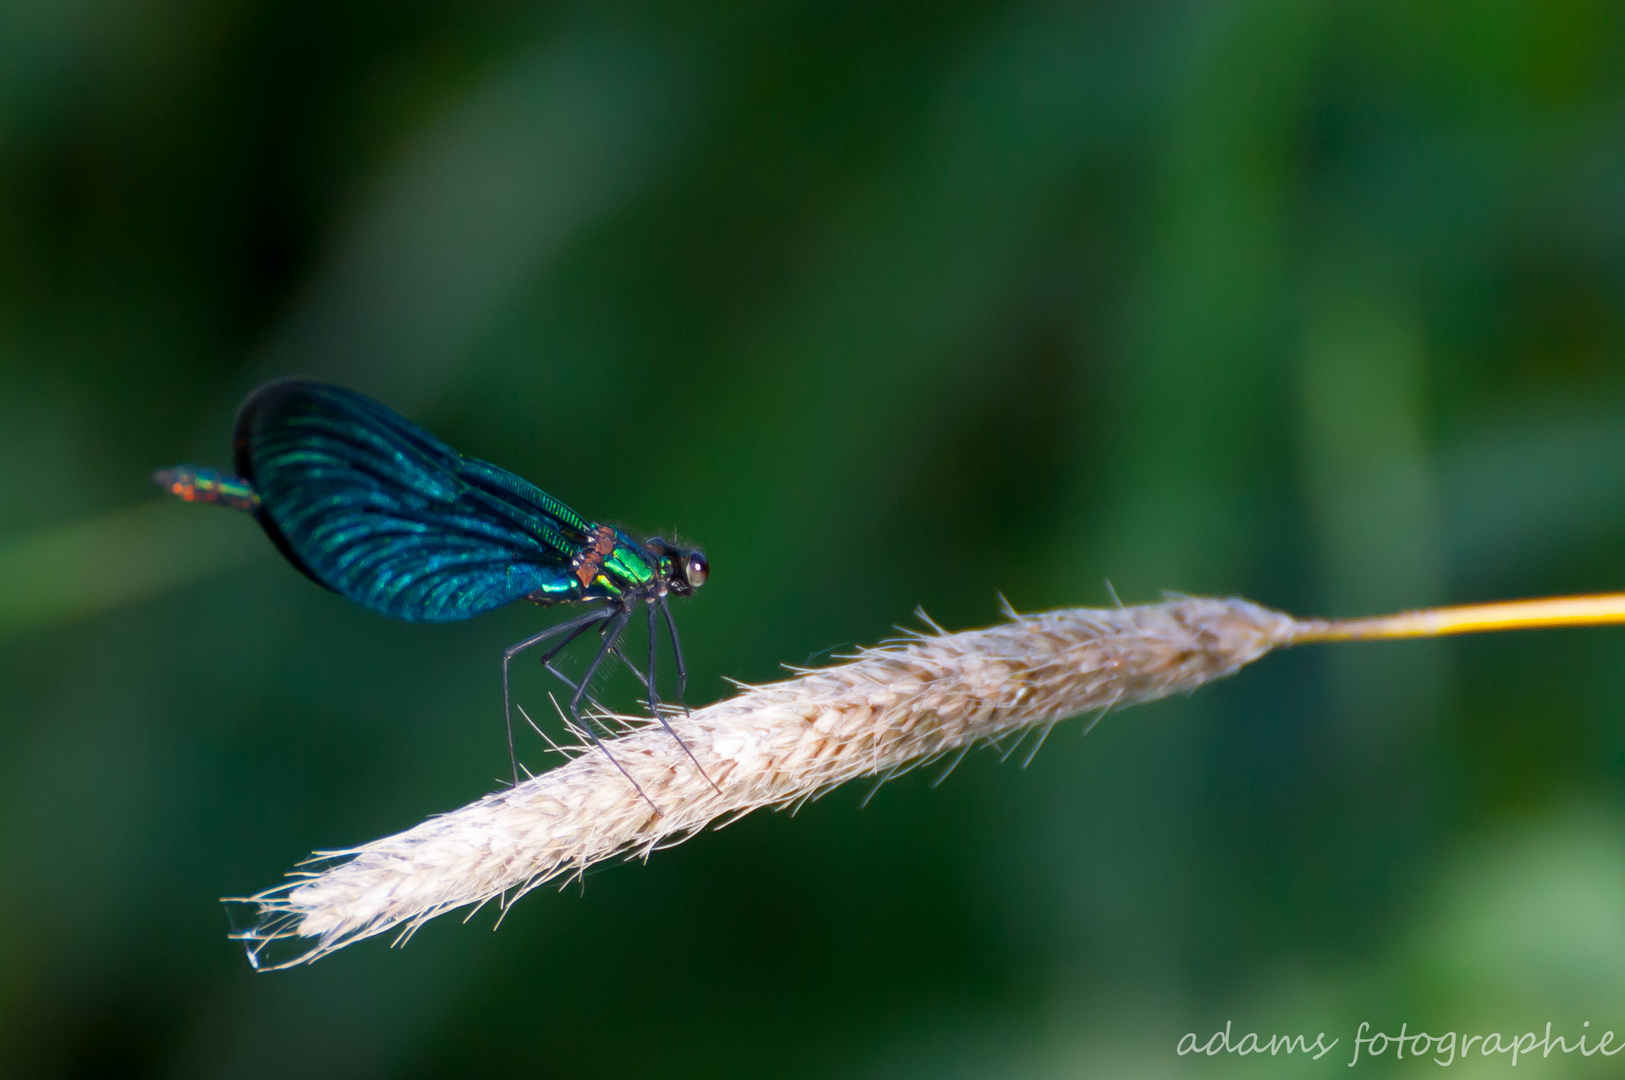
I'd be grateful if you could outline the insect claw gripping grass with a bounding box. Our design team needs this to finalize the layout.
[233,591,1625,968]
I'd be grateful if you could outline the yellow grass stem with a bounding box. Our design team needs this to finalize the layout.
[1289,592,1625,642]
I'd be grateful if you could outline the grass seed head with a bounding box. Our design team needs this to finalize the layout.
[237,596,1297,967]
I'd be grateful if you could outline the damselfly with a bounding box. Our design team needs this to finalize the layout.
[154,379,710,799]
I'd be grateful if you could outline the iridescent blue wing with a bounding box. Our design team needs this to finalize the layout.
[234,379,591,622]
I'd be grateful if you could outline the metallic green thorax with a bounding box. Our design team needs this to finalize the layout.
[602,535,657,590]
[526,523,664,606]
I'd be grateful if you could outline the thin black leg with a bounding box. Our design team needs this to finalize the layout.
[543,625,621,725]
[569,608,629,717]
[611,641,650,688]
[643,602,718,793]
[564,609,664,815]
[503,607,613,786]
[535,616,604,672]
[533,632,622,735]
[529,609,652,741]
[593,607,716,791]
[539,645,617,719]
[540,663,628,740]
[659,596,688,709]
[645,603,659,710]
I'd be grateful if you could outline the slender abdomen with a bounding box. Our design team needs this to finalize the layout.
[152,465,261,513]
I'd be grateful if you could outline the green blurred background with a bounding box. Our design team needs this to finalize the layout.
[4,1,1625,1076]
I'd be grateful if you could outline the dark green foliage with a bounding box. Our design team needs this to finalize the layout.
[3,1,1625,1075]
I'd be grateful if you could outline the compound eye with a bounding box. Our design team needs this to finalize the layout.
[684,551,709,588]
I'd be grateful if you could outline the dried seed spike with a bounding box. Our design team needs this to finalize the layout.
[232,596,1293,966]
[233,589,1625,968]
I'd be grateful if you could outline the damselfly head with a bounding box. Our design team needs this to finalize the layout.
[647,538,708,595]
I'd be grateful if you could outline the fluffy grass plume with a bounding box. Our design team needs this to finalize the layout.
[236,591,1625,968]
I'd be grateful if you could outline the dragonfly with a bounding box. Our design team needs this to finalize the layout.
[153,379,711,800]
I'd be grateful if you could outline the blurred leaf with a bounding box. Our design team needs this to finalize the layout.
[249,31,688,413]
[0,502,253,634]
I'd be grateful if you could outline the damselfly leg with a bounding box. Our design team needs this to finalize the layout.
[507,596,713,807]
[598,606,712,788]
[659,596,688,708]
[502,607,613,785]
[534,607,666,814]
[639,603,717,791]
